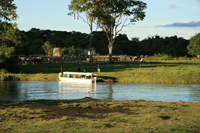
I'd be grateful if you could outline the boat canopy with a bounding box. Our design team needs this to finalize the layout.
[63,72,97,76]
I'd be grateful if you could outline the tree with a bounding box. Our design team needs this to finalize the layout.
[0,22,27,55]
[41,41,55,56]
[68,0,97,63]
[175,37,189,56]
[60,46,81,56]
[187,33,200,59]
[89,0,147,63]
[0,44,18,72]
[0,0,20,72]
[0,23,27,72]
[0,0,17,22]
[92,31,108,55]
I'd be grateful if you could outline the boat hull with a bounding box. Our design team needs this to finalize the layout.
[59,77,95,83]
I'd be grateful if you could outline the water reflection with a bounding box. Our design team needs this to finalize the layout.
[0,81,200,102]
[58,81,96,99]
[0,81,19,100]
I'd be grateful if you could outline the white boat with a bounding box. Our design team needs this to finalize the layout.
[58,72,97,83]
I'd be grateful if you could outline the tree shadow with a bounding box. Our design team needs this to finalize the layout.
[159,115,171,120]
[17,61,199,74]
[0,97,99,108]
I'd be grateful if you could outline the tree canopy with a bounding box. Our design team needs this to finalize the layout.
[88,0,147,63]
[21,28,189,57]
[0,0,22,72]
[42,41,55,56]
[0,0,17,22]
[187,33,200,59]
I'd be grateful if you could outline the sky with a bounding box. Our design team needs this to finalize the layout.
[13,0,200,40]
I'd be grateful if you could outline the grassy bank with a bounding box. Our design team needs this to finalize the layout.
[1,57,200,83]
[0,97,200,132]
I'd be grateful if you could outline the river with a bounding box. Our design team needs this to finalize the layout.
[0,81,200,102]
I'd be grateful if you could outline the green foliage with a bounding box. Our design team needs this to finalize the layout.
[187,33,200,57]
[138,35,189,57]
[89,0,147,25]
[0,23,27,55]
[151,53,173,60]
[0,0,17,22]
[88,0,147,63]
[0,44,18,72]
[0,68,8,74]
[0,1,25,72]
[41,41,55,56]
[19,28,190,57]
[92,31,108,54]
[0,45,15,61]
[60,46,81,56]
[24,29,89,56]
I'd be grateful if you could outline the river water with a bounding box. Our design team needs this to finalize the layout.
[0,81,200,102]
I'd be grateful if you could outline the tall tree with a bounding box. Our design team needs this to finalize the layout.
[68,0,97,63]
[89,0,147,63]
[0,0,21,72]
[0,0,17,22]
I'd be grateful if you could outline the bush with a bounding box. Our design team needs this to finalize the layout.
[147,53,173,60]
[0,69,8,74]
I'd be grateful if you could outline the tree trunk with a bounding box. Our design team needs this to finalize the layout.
[89,19,93,64]
[108,41,113,64]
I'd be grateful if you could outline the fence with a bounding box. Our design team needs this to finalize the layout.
[19,55,127,64]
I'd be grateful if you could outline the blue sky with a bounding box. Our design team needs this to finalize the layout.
[13,0,200,40]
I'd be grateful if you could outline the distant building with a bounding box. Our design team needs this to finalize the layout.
[77,47,96,56]
[53,47,96,57]
[53,48,61,57]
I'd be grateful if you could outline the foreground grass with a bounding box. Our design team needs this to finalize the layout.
[0,97,200,133]
[1,57,200,83]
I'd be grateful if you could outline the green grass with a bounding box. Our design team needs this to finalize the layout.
[1,56,200,83]
[0,98,200,133]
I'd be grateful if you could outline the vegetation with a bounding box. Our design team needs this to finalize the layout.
[187,33,200,59]
[0,0,17,22]
[1,1,199,132]
[0,97,200,132]
[89,0,147,63]
[68,0,147,63]
[0,1,25,73]
[0,0,197,77]
[0,23,27,72]
[0,56,199,84]
[20,28,190,57]
[60,46,81,56]
[68,0,97,63]
[41,41,55,56]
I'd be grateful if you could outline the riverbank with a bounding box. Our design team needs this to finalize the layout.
[1,57,200,84]
[0,97,200,132]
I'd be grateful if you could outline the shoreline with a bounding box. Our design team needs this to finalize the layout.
[1,73,200,84]
[1,58,200,84]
